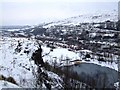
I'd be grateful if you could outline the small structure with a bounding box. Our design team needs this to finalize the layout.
[70,59,82,65]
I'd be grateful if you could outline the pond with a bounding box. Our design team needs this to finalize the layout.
[67,63,118,88]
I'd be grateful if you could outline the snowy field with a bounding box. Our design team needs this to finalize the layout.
[0,37,38,87]
[0,80,20,89]
[0,37,63,88]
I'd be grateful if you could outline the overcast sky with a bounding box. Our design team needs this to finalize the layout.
[0,0,119,25]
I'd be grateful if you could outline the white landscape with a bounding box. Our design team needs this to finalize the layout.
[0,34,119,89]
[0,0,120,89]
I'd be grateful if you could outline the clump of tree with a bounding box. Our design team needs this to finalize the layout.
[85,54,91,58]
[6,76,17,85]
[0,75,6,80]
[31,44,52,89]
[35,67,51,89]
[0,75,17,85]
[31,45,44,66]
[15,40,22,53]
[24,50,30,55]
[98,57,106,63]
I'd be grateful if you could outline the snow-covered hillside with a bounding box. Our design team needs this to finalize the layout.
[43,10,117,28]
[0,37,63,88]
[0,80,20,89]
[0,37,37,87]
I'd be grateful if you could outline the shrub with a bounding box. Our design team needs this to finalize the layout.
[85,54,91,58]
[0,75,6,80]
[6,76,17,85]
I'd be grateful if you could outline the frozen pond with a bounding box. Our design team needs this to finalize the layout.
[65,63,118,88]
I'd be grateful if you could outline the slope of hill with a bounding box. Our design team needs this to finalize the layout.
[0,37,63,88]
[0,80,20,89]
[43,10,117,28]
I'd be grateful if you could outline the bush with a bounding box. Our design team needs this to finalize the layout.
[15,41,22,53]
[6,76,17,85]
[0,75,6,80]
[85,54,91,58]
[0,75,17,85]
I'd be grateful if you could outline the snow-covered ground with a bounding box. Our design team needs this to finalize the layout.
[0,36,118,88]
[0,37,63,88]
[42,45,118,71]
[0,37,38,87]
[0,80,20,89]
[43,11,117,28]
[114,82,119,89]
